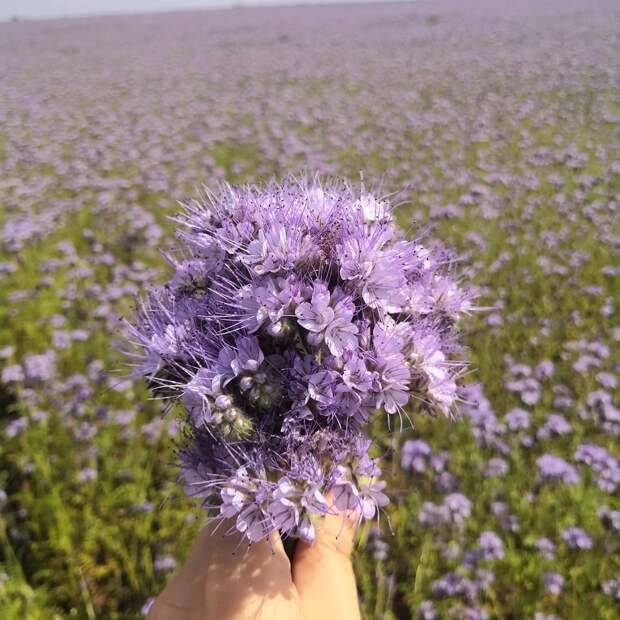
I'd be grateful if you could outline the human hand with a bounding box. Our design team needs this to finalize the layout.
[147,504,361,620]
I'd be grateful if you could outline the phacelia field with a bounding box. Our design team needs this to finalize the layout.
[0,1,618,618]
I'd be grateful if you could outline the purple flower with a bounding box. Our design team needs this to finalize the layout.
[535,360,555,379]
[77,468,98,483]
[537,413,571,440]
[602,577,620,601]
[401,439,432,472]
[236,504,272,543]
[0,346,15,360]
[5,417,28,438]
[367,527,390,561]
[598,506,620,534]
[575,443,620,493]
[491,502,519,533]
[418,601,437,620]
[295,282,334,334]
[419,493,472,530]
[543,572,565,595]
[243,223,317,276]
[535,538,556,559]
[457,607,488,620]
[231,336,264,375]
[23,352,56,382]
[359,478,389,519]
[505,407,530,431]
[127,178,472,543]
[154,554,177,573]
[484,457,509,478]
[432,572,478,600]
[537,454,580,485]
[268,478,300,533]
[2,364,24,384]
[295,283,358,356]
[444,493,472,528]
[331,467,362,513]
[477,531,505,560]
[182,369,216,426]
[561,526,593,550]
[418,502,449,528]
[595,372,617,390]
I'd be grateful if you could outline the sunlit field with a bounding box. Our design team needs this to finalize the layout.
[1,0,619,618]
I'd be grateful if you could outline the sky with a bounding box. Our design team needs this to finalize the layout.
[1,0,381,21]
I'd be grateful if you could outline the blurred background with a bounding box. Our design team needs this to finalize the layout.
[2,0,389,21]
[0,0,619,618]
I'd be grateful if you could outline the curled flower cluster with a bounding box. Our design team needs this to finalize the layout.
[127,177,472,543]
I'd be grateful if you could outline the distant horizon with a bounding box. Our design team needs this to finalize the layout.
[0,0,418,23]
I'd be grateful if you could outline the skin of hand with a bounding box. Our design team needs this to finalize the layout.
[147,505,362,620]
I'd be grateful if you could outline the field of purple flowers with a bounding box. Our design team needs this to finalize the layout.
[0,0,619,618]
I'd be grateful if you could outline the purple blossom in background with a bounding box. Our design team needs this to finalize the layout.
[602,577,620,601]
[432,572,478,601]
[418,493,472,530]
[575,443,620,493]
[458,607,489,620]
[418,502,450,528]
[535,537,556,560]
[401,439,433,472]
[1,365,24,383]
[561,526,593,550]
[5,418,28,439]
[436,471,459,493]
[585,390,620,437]
[535,360,555,380]
[537,413,572,440]
[445,493,473,528]
[418,601,437,620]
[0,346,15,359]
[491,502,519,533]
[153,554,177,573]
[505,407,530,431]
[598,506,620,534]
[595,373,617,390]
[505,361,541,405]
[77,467,98,483]
[484,457,509,478]
[477,531,505,560]
[543,572,565,595]
[537,454,580,485]
[367,527,390,561]
[23,351,56,383]
[460,383,508,454]
[127,178,472,543]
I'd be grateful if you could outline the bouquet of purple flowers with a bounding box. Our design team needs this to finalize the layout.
[128,177,472,544]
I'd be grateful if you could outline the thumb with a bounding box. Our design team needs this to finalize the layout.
[292,502,361,620]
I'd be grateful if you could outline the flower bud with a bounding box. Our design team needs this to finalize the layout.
[239,376,254,391]
[224,406,240,422]
[267,321,283,336]
[248,386,261,403]
[215,395,232,410]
